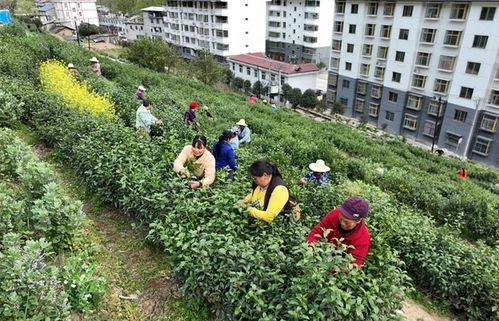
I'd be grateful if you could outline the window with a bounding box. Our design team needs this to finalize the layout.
[362,44,373,56]
[384,3,395,16]
[349,24,356,34]
[357,81,367,95]
[369,103,380,117]
[351,4,359,14]
[428,100,441,116]
[425,3,441,18]
[367,2,378,15]
[438,55,456,71]
[459,87,474,99]
[434,79,450,94]
[304,24,319,32]
[331,57,340,69]
[347,43,354,53]
[254,69,258,77]
[450,4,468,20]
[403,114,418,130]
[395,51,405,62]
[345,62,352,71]
[336,1,345,14]
[355,99,365,112]
[480,114,498,132]
[334,21,344,33]
[423,121,436,137]
[407,95,422,110]
[239,65,243,73]
[399,29,409,40]
[246,67,251,75]
[472,35,488,48]
[489,90,499,106]
[420,28,437,43]
[365,24,375,36]
[303,36,318,43]
[371,85,382,98]
[377,46,388,59]
[454,109,468,122]
[402,5,413,17]
[445,132,462,146]
[415,52,431,66]
[262,71,266,80]
[374,67,385,79]
[473,137,492,155]
[412,75,427,89]
[332,39,342,51]
[388,92,398,102]
[392,72,401,82]
[342,79,350,88]
[444,30,462,46]
[360,63,370,77]
[340,97,348,107]
[464,62,480,75]
[385,111,395,121]
[480,7,496,21]
[381,25,392,38]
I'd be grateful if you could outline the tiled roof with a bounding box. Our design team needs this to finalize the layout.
[228,53,319,75]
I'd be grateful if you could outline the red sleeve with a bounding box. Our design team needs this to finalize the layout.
[306,209,336,243]
[346,230,370,266]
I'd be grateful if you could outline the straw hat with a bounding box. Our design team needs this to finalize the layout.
[89,57,99,63]
[203,105,209,111]
[309,159,330,173]
[236,119,247,127]
[67,63,75,68]
[138,85,146,91]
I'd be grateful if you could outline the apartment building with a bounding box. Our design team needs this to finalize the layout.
[139,1,267,60]
[327,1,499,167]
[266,0,334,64]
[51,0,99,27]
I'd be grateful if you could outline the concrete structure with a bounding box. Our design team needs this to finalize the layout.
[124,16,144,41]
[138,1,267,60]
[266,0,333,65]
[47,0,99,28]
[327,1,499,167]
[228,52,319,100]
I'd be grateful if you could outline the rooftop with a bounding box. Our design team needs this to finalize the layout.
[141,7,165,12]
[228,53,319,75]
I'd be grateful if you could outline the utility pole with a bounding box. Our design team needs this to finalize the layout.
[75,21,80,46]
[431,96,445,152]
[87,19,90,50]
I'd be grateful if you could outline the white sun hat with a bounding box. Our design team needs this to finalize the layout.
[89,57,99,62]
[67,63,75,68]
[236,119,247,127]
[138,85,146,91]
[309,159,330,173]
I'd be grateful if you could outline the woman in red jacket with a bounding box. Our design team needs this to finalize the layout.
[306,196,370,266]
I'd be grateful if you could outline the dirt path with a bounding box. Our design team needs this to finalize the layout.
[29,142,209,321]
[403,301,451,321]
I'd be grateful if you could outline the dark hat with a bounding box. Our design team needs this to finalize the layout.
[339,196,369,220]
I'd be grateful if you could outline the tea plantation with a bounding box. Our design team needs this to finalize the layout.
[0,24,498,320]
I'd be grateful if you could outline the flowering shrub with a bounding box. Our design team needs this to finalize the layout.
[39,59,115,117]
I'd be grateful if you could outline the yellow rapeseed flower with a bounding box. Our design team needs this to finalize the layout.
[39,59,115,117]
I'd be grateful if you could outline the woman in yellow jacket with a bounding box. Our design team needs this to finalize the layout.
[237,160,290,222]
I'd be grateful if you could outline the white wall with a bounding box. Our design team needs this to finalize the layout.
[52,0,98,27]
[287,72,318,92]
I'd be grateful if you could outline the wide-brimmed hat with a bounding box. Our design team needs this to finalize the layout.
[189,101,199,109]
[89,57,99,63]
[309,159,330,173]
[339,196,369,220]
[67,63,75,68]
[138,85,146,91]
[236,119,247,127]
[203,105,209,111]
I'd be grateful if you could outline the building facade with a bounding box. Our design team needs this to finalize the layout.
[327,1,499,167]
[266,0,334,64]
[228,52,319,97]
[51,0,99,27]
[139,1,267,60]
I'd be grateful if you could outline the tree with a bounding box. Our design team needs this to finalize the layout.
[243,80,252,93]
[77,23,108,37]
[252,80,263,97]
[123,38,182,73]
[223,68,234,85]
[232,77,244,91]
[190,50,225,85]
[287,88,302,108]
[281,83,292,100]
[300,89,318,109]
[332,101,345,114]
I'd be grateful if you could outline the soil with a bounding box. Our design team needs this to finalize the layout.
[403,301,451,321]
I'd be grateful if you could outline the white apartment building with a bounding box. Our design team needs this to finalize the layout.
[228,52,319,97]
[327,1,499,167]
[139,1,267,60]
[51,0,99,27]
[266,0,334,64]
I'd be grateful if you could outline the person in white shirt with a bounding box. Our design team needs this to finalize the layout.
[235,119,251,144]
[135,99,162,136]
